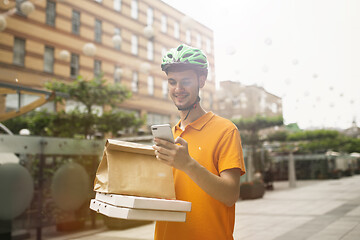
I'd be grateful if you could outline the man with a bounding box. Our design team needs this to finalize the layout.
[153,44,246,240]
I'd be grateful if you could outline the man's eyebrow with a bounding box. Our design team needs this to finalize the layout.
[167,77,192,81]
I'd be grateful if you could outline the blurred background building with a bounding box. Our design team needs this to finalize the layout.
[216,80,283,120]
[0,0,216,129]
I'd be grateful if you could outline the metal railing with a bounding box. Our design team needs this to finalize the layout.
[0,134,105,240]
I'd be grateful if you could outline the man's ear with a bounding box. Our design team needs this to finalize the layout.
[199,75,206,88]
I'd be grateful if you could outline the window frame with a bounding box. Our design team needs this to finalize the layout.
[174,21,180,39]
[113,0,121,11]
[114,27,121,50]
[186,30,191,44]
[147,41,154,61]
[72,10,81,35]
[131,0,138,19]
[132,71,139,93]
[94,59,102,77]
[147,75,154,96]
[45,0,56,27]
[147,7,153,26]
[70,53,79,78]
[94,19,102,43]
[131,34,138,55]
[161,14,167,33]
[13,37,26,66]
[114,65,121,83]
[43,45,54,73]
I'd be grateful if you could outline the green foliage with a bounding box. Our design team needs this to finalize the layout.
[232,115,283,146]
[232,115,283,132]
[232,115,284,171]
[1,115,28,134]
[287,129,339,141]
[267,130,288,142]
[285,123,301,132]
[4,76,143,138]
[45,75,131,113]
[267,128,360,154]
[97,111,144,137]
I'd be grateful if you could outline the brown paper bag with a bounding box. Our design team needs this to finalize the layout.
[94,139,176,199]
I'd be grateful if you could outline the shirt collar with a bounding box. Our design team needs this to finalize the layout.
[174,111,214,132]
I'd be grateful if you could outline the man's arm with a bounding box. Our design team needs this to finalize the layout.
[153,137,242,207]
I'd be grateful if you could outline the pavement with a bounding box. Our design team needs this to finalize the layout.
[44,175,360,240]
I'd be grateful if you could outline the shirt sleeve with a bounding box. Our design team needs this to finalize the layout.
[217,128,246,175]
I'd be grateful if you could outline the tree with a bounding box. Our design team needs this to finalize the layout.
[4,76,144,138]
[267,129,360,154]
[232,115,284,173]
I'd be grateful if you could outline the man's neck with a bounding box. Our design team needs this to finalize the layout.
[179,105,206,130]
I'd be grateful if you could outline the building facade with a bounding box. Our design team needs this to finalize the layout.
[0,0,215,130]
[216,80,283,120]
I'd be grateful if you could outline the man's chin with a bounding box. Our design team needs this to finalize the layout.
[175,103,190,110]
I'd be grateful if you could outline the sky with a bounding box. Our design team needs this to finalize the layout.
[162,0,360,130]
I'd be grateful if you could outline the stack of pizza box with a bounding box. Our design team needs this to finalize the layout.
[90,192,191,222]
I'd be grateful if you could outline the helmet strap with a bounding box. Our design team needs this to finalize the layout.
[178,96,200,121]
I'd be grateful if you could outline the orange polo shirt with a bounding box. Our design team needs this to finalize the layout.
[155,112,245,240]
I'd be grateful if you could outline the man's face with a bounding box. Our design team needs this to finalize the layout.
[167,69,205,110]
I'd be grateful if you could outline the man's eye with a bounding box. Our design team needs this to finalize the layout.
[168,81,176,86]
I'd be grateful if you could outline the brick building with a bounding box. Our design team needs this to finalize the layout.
[0,0,216,130]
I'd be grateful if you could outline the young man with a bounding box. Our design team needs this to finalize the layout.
[153,44,246,240]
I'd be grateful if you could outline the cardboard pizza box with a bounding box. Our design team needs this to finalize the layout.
[90,199,187,222]
[95,192,191,212]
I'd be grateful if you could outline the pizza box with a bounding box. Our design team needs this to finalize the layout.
[90,199,187,222]
[95,192,191,212]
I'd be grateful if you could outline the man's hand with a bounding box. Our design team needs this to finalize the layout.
[153,136,241,207]
[152,137,194,173]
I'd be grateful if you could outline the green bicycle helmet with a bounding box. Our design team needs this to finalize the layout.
[161,44,208,75]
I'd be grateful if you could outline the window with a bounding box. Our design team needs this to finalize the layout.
[161,47,167,57]
[148,76,154,96]
[114,66,122,83]
[70,53,79,77]
[186,30,191,44]
[15,0,26,17]
[66,100,103,115]
[161,15,167,33]
[147,7,153,26]
[114,27,121,50]
[72,10,80,35]
[131,35,138,55]
[147,113,170,126]
[174,22,179,39]
[95,19,102,43]
[206,38,211,54]
[114,27,121,36]
[94,60,101,77]
[45,1,56,26]
[147,41,153,61]
[208,65,212,81]
[162,80,168,99]
[196,34,202,48]
[132,71,139,92]
[13,37,25,66]
[44,46,54,73]
[113,0,121,11]
[131,0,138,19]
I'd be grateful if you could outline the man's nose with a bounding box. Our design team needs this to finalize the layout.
[174,82,185,91]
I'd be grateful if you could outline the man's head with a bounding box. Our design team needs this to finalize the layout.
[161,44,208,111]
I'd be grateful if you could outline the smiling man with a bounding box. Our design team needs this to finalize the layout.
[153,44,246,240]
